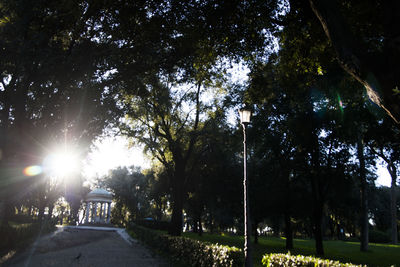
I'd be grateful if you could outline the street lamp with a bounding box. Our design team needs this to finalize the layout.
[238,107,253,267]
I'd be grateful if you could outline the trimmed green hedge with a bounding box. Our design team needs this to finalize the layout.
[262,253,365,267]
[129,224,243,267]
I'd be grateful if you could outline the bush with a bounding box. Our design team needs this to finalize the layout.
[369,230,391,244]
[134,219,170,231]
[0,219,57,251]
[129,224,243,267]
[261,253,365,267]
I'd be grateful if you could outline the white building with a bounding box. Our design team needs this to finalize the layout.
[84,188,113,224]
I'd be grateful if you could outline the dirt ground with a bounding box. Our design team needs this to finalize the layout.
[2,227,171,267]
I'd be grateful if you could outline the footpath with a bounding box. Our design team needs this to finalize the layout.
[3,225,170,267]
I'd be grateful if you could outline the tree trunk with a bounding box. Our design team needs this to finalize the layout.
[283,168,293,250]
[310,142,324,255]
[69,200,80,225]
[357,132,369,252]
[306,90,325,256]
[272,218,280,237]
[193,220,198,233]
[209,214,214,234]
[312,195,324,256]
[284,211,293,250]
[38,175,47,223]
[169,166,185,236]
[48,204,54,220]
[38,204,45,223]
[254,221,259,244]
[29,205,33,217]
[156,200,163,221]
[198,216,203,237]
[388,164,398,244]
[337,224,343,240]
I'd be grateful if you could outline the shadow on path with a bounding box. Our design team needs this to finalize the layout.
[3,226,170,267]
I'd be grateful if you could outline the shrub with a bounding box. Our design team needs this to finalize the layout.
[129,224,243,267]
[369,230,391,244]
[0,219,57,251]
[134,219,170,231]
[261,253,365,267]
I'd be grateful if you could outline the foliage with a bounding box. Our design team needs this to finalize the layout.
[129,223,243,267]
[185,111,243,234]
[308,0,400,123]
[368,230,391,244]
[0,0,119,228]
[0,220,56,251]
[183,232,400,267]
[135,219,170,231]
[101,166,158,226]
[0,0,399,261]
[261,253,364,267]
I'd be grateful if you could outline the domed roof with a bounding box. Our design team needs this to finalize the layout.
[88,188,112,196]
[85,188,113,202]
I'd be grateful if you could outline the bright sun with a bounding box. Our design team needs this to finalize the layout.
[43,150,79,177]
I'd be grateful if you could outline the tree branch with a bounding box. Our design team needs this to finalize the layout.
[309,0,400,123]
[184,81,202,163]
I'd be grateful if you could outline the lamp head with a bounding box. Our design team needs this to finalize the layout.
[239,108,252,125]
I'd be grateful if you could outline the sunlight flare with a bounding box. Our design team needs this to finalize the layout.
[43,150,79,178]
[23,165,43,176]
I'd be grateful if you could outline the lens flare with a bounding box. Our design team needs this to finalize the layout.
[337,94,344,114]
[23,165,43,176]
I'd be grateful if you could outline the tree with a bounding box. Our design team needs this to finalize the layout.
[120,75,212,235]
[368,120,400,244]
[144,167,171,222]
[102,166,148,224]
[0,0,119,228]
[308,0,400,124]
[186,107,242,235]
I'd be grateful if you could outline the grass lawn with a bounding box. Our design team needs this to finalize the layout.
[182,232,400,267]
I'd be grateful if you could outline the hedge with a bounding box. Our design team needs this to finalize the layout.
[262,253,365,267]
[1,220,56,251]
[369,230,391,244]
[134,219,170,231]
[129,224,243,267]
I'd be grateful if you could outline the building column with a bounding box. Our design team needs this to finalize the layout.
[92,201,97,223]
[102,203,107,223]
[107,202,111,223]
[97,202,103,222]
[85,202,90,223]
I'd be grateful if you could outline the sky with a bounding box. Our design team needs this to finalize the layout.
[83,136,149,180]
[83,135,393,187]
[376,163,392,187]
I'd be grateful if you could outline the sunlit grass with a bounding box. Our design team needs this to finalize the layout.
[182,232,400,267]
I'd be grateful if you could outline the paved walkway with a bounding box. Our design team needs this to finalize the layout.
[3,226,170,267]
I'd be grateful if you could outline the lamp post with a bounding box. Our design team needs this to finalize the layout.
[239,107,253,267]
